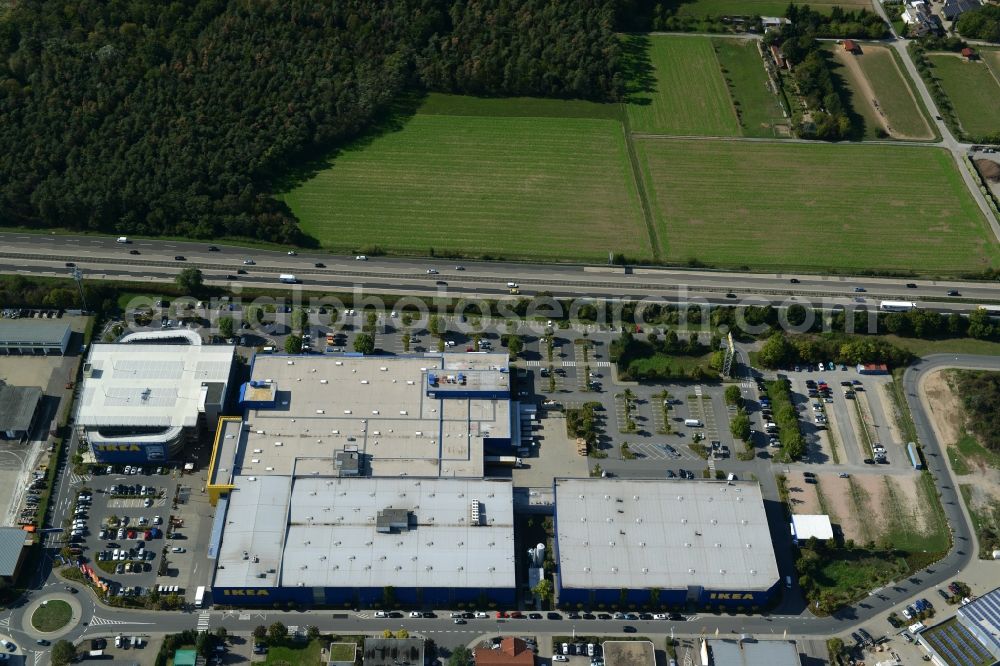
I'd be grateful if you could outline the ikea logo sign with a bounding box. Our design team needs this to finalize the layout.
[709,592,755,600]
[95,444,143,452]
[221,589,270,597]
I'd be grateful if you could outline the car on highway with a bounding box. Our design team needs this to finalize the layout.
[129,249,140,255]
[547,612,561,620]
[453,618,466,625]
[790,278,800,283]
[455,265,465,270]
[426,268,439,274]
[208,246,220,251]
[854,286,866,292]
[314,262,325,268]
[65,262,75,267]
[226,275,236,280]
[355,255,367,261]
[287,250,297,256]
[906,283,917,288]
[947,290,960,296]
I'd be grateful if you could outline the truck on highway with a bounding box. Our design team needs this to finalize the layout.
[879,300,918,312]
[194,585,206,608]
[907,441,924,470]
[116,236,128,244]
[279,274,298,284]
[484,456,523,468]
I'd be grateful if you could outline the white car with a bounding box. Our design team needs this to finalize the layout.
[153,516,162,525]
[287,250,297,256]
[143,498,153,507]
[474,611,488,618]
[171,547,186,553]
[355,255,367,261]
[654,613,668,620]
[426,269,438,274]
[553,657,568,662]
[409,611,422,618]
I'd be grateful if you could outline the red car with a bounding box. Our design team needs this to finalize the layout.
[509,611,523,619]
[496,611,508,618]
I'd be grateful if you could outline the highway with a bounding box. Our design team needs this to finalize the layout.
[0,232,998,313]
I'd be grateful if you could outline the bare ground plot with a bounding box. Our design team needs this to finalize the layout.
[928,53,1000,138]
[791,472,941,549]
[634,139,1000,274]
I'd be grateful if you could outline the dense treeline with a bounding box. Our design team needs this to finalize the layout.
[952,370,1000,453]
[782,4,888,40]
[0,0,622,244]
[955,5,1000,43]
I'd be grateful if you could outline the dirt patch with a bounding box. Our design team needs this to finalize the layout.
[822,475,868,543]
[922,369,963,447]
[883,474,930,535]
[976,159,1000,183]
[787,472,822,515]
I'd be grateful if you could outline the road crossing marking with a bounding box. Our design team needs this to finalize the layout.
[196,611,210,631]
[89,616,155,627]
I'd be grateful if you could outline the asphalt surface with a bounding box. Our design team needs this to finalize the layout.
[0,233,997,313]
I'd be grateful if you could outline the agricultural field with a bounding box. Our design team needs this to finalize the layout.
[282,100,650,261]
[828,43,932,140]
[626,35,741,136]
[671,0,873,17]
[633,139,999,274]
[927,52,1000,138]
[712,38,789,138]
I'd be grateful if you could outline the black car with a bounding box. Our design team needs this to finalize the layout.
[547,612,562,620]
[906,283,917,288]
[863,458,875,464]
[174,255,185,261]
[639,613,653,620]
[237,268,247,274]
[226,274,237,280]
[422,612,435,618]
[598,613,612,620]
[528,613,543,620]
[725,292,736,298]
[582,613,595,620]
[790,278,800,283]
[947,290,960,296]
[65,262,75,267]
[567,612,581,619]
[208,246,220,252]
[314,262,326,268]
[129,249,140,255]
[623,626,637,633]
[668,613,685,621]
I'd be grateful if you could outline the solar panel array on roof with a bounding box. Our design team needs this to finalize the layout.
[957,587,1000,659]
[924,619,995,666]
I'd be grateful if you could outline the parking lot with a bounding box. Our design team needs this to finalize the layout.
[61,466,177,598]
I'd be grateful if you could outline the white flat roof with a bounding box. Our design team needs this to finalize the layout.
[214,476,515,590]
[78,343,234,428]
[236,353,511,478]
[554,479,779,591]
[791,514,834,541]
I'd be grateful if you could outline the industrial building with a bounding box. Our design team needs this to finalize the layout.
[553,478,779,607]
[208,352,517,606]
[703,639,800,666]
[0,383,43,441]
[919,586,1000,666]
[0,319,72,356]
[212,476,515,606]
[77,335,236,463]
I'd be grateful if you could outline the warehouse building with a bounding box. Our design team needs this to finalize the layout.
[207,352,517,606]
[212,476,515,606]
[77,336,236,463]
[0,383,43,441]
[0,320,72,355]
[207,352,514,504]
[553,478,780,607]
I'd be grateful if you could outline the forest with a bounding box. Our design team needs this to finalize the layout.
[0,0,623,244]
[952,370,1000,454]
[955,4,1000,43]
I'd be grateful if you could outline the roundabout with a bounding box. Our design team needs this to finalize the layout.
[31,599,72,632]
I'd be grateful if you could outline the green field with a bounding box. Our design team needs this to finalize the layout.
[713,38,788,138]
[31,599,72,631]
[928,53,1000,138]
[283,102,650,261]
[634,139,999,273]
[829,43,933,140]
[672,0,873,16]
[626,36,741,136]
